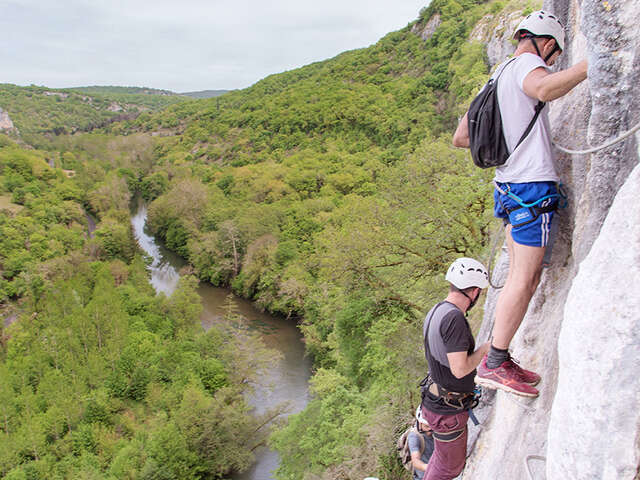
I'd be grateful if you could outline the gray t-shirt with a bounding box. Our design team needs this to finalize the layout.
[408,429,435,480]
[422,301,476,414]
[494,52,559,183]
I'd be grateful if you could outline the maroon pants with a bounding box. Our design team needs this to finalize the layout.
[420,406,468,480]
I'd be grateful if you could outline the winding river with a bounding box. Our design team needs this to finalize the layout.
[131,202,312,480]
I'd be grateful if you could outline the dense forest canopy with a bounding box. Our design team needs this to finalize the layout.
[0,0,522,477]
[0,83,190,146]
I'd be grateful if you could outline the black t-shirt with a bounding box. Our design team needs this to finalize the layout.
[422,301,476,414]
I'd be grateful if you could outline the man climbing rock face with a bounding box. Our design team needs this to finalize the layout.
[452,11,588,397]
[420,258,489,479]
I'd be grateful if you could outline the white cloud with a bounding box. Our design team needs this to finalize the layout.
[0,0,426,91]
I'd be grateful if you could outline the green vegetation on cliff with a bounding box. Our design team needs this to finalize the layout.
[116,0,496,477]
[0,84,190,146]
[0,0,514,477]
[0,135,279,479]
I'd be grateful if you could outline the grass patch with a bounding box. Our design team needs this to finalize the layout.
[0,195,24,214]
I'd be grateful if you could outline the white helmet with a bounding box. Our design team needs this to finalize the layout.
[445,258,489,290]
[514,10,565,51]
[415,405,429,426]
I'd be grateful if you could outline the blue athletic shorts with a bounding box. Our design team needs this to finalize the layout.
[494,181,558,247]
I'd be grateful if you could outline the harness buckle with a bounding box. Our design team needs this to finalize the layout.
[424,378,476,411]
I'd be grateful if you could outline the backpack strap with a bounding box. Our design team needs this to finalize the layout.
[497,57,546,152]
[514,100,546,150]
[494,57,518,81]
[417,428,425,454]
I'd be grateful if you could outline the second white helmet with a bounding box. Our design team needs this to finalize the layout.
[446,258,489,290]
[415,405,429,425]
[514,10,565,51]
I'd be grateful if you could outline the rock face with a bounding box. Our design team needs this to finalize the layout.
[548,163,640,479]
[411,14,442,41]
[107,102,123,112]
[0,108,15,131]
[462,0,640,478]
[469,9,521,67]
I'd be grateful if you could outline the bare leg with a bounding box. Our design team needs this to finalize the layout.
[492,226,545,350]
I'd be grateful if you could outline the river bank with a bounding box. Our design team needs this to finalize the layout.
[131,200,311,480]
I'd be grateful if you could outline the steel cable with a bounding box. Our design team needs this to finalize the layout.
[554,120,640,155]
[525,455,546,480]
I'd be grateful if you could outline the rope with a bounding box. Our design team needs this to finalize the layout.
[525,455,546,480]
[553,120,640,155]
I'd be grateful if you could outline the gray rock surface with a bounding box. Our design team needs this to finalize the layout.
[571,0,640,264]
[462,0,640,478]
[547,163,640,479]
[469,10,521,67]
[0,107,15,130]
[412,14,442,41]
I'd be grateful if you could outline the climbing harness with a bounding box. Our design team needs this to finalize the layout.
[468,385,482,425]
[486,182,566,288]
[485,120,640,287]
[525,454,546,480]
[554,119,640,155]
[494,181,567,229]
[432,428,466,443]
[420,376,479,411]
[419,375,482,429]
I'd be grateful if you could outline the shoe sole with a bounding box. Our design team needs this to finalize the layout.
[475,376,539,398]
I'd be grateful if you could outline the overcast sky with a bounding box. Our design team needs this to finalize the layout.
[0,0,427,92]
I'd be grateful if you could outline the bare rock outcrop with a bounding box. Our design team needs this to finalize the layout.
[411,14,442,41]
[107,102,124,112]
[0,108,15,131]
[469,9,522,67]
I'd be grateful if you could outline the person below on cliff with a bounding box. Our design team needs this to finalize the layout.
[408,406,435,479]
[451,11,588,397]
[420,258,490,480]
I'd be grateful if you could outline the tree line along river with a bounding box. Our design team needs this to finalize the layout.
[131,199,312,480]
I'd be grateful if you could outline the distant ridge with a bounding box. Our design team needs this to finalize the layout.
[66,86,231,98]
[179,89,231,99]
[67,85,177,96]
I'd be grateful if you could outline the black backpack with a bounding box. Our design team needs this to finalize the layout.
[468,57,545,168]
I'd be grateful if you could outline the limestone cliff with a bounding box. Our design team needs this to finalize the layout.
[462,1,640,479]
[0,108,15,131]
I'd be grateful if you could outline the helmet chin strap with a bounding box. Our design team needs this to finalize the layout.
[530,36,560,63]
[530,37,543,57]
[544,43,561,62]
[460,289,478,314]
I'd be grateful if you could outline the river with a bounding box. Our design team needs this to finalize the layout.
[131,202,312,480]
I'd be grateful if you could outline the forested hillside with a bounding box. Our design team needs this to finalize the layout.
[0,131,283,479]
[0,0,520,478]
[0,84,189,146]
[119,0,502,477]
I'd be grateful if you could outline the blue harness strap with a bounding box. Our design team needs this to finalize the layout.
[494,181,567,228]
[468,408,480,426]
[493,180,567,209]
